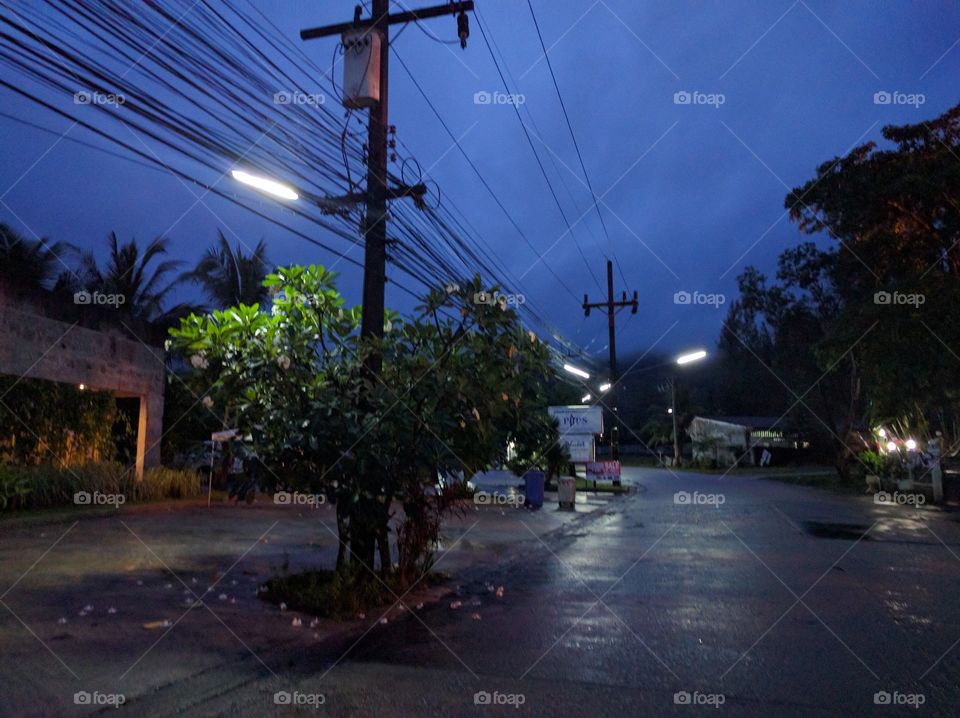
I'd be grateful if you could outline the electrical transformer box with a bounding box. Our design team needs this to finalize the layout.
[341,28,381,109]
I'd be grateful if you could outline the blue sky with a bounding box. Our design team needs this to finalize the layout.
[1,0,958,364]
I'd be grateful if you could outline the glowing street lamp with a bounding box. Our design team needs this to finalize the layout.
[599,382,612,393]
[581,393,592,403]
[563,363,590,380]
[676,349,707,365]
[886,440,897,452]
[906,438,917,451]
[231,169,299,201]
[670,349,708,465]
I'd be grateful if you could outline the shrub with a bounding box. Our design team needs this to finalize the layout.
[0,462,201,512]
[136,466,203,501]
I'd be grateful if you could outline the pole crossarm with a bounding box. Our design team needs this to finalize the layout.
[301,2,475,40]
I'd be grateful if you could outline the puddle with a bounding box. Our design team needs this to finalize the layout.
[802,521,873,541]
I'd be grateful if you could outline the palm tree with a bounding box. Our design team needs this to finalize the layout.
[79,232,194,325]
[0,223,75,291]
[185,230,271,308]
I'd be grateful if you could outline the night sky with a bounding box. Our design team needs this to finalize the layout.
[1,0,958,363]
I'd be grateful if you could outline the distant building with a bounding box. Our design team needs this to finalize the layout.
[687,416,804,467]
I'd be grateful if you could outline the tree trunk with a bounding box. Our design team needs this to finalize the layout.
[335,501,349,573]
[377,522,392,579]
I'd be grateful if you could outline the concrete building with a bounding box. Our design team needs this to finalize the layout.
[0,280,166,479]
[687,415,803,467]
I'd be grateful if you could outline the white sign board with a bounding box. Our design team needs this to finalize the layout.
[586,460,621,483]
[549,405,603,435]
[561,435,595,463]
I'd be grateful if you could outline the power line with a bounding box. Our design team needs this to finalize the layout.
[524,0,629,288]
[472,10,602,291]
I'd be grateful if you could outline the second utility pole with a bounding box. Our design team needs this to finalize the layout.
[583,260,638,461]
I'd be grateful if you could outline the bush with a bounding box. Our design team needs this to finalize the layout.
[263,568,388,618]
[0,462,201,512]
[136,466,204,501]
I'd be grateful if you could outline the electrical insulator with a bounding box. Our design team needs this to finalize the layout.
[457,10,469,49]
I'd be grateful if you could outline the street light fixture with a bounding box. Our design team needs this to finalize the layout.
[676,349,707,365]
[581,393,592,403]
[563,363,590,380]
[231,169,299,201]
[670,349,708,466]
[599,382,612,393]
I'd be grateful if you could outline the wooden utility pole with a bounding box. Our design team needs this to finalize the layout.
[583,260,638,461]
[301,2,474,371]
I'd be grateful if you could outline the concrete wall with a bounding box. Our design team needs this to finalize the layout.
[0,286,166,479]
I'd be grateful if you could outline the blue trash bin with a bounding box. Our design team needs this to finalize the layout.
[523,470,545,509]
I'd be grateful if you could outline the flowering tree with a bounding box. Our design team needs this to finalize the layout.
[168,266,562,585]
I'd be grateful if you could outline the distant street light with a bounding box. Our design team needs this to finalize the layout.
[581,393,592,403]
[886,440,898,452]
[563,363,591,380]
[906,438,917,451]
[231,169,299,201]
[676,349,707,365]
[599,382,612,393]
[671,349,708,465]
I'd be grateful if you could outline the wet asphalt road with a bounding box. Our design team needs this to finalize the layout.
[304,467,960,717]
[4,467,960,716]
